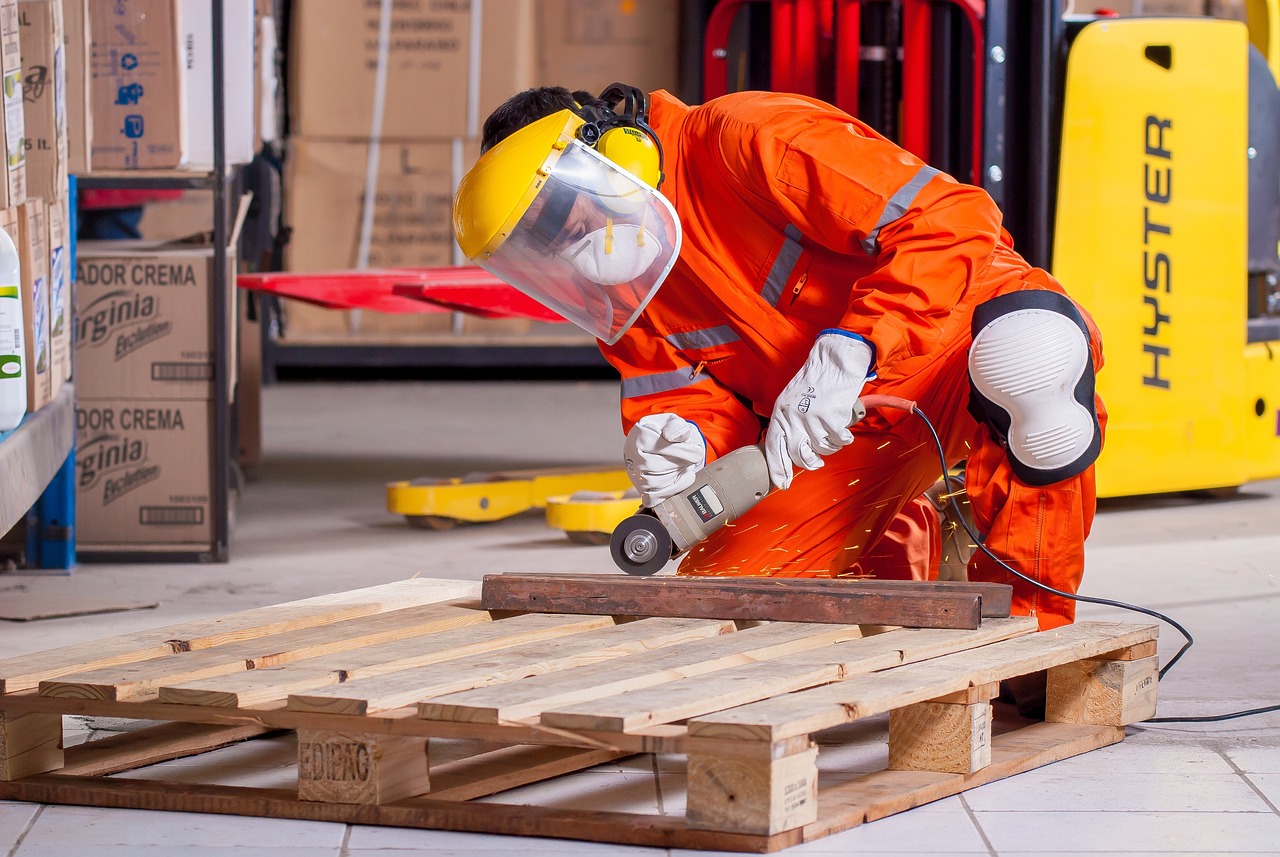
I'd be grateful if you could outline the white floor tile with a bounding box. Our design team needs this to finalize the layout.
[1225,747,1280,774]
[964,771,1270,812]
[21,806,345,849]
[782,807,989,853]
[16,847,338,857]
[974,809,1280,852]
[1020,736,1236,775]
[999,853,1280,857]
[1246,773,1280,808]
[346,824,662,853]
[0,803,39,852]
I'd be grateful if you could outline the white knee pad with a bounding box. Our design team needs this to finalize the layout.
[968,291,1101,486]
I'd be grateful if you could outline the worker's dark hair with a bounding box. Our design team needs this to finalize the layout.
[481,86,611,153]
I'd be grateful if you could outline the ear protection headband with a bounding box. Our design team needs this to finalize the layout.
[573,83,665,188]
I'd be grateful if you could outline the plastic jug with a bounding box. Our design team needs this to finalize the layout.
[0,227,25,431]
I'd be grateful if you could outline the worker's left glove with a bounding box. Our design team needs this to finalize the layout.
[623,413,707,507]
[765,331,874,491]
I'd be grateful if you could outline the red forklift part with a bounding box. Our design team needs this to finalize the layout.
[238,266,567,322]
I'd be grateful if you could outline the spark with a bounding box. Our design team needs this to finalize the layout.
[848,478,861,486]
[771,524,788,532]
[876,440,891,450]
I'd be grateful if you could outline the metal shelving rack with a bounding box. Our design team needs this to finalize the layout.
[74,0,234,563]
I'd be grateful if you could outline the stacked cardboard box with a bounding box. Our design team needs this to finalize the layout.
[73,239,235,552]
[19,0,70,402]
[281,0,680,339]
[86,0,255,171]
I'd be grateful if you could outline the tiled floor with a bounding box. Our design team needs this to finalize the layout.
[2,380,1278,856]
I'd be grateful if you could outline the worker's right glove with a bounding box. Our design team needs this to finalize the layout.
[623,413,707,507]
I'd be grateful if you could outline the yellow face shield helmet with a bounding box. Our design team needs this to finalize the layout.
[452,108,682,345]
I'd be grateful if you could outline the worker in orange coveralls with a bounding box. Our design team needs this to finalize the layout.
[453,84,1106,633]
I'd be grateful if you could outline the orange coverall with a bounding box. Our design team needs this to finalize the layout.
[602,90,1107,630]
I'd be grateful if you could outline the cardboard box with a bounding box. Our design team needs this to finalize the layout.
[46,191,67,388]
[88,0,184,169]
[0,0,25,208]
[74,239,235,399]
[18,0,68,200]
[74,397,213,549]
[88,0,255,170]
[536,0,682,96]
[289,0,537,140]
[2,200,47,411]
[256,1,280,147]
[179,0,256,168]
[283,135,478,272]
[62,0,89,174]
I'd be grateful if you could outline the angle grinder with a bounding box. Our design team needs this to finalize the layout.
[609,394,916,575]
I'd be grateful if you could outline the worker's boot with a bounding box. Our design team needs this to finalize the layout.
[925,472,976,582]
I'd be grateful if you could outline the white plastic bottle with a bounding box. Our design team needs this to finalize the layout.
[0,226,25,431]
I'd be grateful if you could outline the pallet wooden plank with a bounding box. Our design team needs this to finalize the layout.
[803,722,1124,839]
[688,621,1158,742]
[539,618,1036,733]
[158,613,622,708]
[0,579,480,694]
[0,712,62,780]
[494,574,1013,618]
[480,574,985,628]
[419,621,867,724]
[0,774,783,852]
[0,689,691,757]
[38,602,492,701]
[60,723,274,777]
[427,745,630,801]
[287,618,736,716]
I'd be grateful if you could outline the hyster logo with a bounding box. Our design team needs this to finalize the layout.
[77,433,147,491]
[1142,115,1173,390]
[78,289,158,347]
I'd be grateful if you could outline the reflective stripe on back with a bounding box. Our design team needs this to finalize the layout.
[761,224,804,306]
[664,325,741,351]
[621,367,711,399]
[861,165,941,255]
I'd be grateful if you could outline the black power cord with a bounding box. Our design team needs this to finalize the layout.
[907,403,1280,725]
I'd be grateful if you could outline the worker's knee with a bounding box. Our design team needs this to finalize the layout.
[967,290,1101,486]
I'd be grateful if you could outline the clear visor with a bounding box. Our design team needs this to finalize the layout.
[475,141,681,344]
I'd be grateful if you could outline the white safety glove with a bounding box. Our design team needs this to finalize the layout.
[623,413,707,507]
[765,331,874,490]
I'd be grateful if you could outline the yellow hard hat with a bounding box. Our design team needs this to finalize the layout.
[451,106,682,345]
[453,110,584,261]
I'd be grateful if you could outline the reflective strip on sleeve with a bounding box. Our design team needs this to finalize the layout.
[860,165,941,255]
[760,224,805,306]
[620,367,712,399]
[664,325,741,351]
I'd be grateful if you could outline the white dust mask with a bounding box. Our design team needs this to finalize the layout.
[559,222,662,286]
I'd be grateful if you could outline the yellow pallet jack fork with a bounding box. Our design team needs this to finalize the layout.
[387,466,632,530]
[545,489,642,545]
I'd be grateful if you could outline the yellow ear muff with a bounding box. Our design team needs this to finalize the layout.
[596,125,662,188]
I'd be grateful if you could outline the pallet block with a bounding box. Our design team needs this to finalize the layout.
[0,579,1159,852]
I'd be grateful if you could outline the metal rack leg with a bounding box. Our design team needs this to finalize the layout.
[32,449,76,572]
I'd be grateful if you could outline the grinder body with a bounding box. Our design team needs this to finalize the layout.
[610,398,884,575]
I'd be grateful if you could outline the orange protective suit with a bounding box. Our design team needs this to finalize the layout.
[601,90,1106,630]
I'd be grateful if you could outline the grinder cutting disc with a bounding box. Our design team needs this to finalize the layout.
[609,513,674,575]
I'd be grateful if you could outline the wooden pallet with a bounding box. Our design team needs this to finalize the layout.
[0,578,1159,853]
